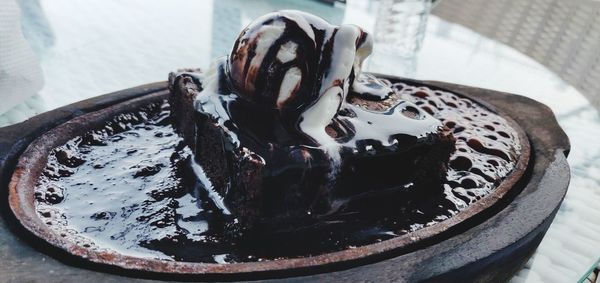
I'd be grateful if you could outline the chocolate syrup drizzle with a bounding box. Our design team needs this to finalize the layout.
[199,10,442,161]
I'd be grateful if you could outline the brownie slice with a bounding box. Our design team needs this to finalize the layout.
[168,70,455,231]
[169,70,329,230]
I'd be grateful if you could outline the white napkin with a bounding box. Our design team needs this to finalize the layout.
[0,0,43,115]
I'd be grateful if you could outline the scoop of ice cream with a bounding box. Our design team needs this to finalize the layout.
[227,10,372,112]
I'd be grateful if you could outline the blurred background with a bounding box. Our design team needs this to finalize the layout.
[0,0,599,282]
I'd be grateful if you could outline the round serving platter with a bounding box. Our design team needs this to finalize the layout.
[0,75,569,282]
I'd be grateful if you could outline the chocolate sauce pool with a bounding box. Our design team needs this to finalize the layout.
[34,84,521,263]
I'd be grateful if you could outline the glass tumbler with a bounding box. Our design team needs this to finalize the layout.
[368,0,433,77]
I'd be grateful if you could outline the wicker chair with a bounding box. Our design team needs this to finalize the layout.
[433,0,600,110]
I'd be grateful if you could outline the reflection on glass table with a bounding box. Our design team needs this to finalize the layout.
[1,0,598,282]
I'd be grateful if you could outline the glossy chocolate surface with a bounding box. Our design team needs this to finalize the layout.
[396,81,522,207]
[33,79,521,263]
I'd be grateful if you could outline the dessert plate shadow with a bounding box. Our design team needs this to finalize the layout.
[0,76,569,282]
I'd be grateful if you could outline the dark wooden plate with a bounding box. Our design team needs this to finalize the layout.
[0,76,569,282]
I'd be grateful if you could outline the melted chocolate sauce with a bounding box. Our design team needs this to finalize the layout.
[34,80,520,263]
[394,82,522,207]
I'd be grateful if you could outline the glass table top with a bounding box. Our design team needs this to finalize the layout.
[1,0,599,282]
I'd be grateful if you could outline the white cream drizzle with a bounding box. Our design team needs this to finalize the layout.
[299,25,364,158]
[342,102,441,147]
[351,73,393,100]
[195,10,442,165]
[277,66,302,108]
[276,41,299,63]
[190,158,232,215]
[245,21,286,91]
[193,57,240,146]
[299,87,343,161]
[279,10,318,41]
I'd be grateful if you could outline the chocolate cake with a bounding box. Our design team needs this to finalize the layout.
[168,11,455,231]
